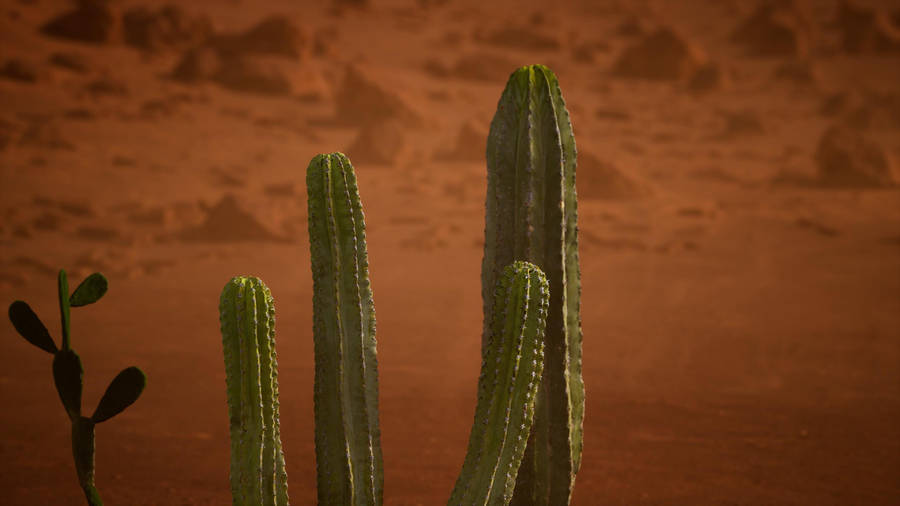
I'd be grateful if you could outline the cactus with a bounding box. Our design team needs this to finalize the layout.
[449,261,549,506]
[306,152,382,506]
[482,64,584,505]
[7,269,147,506]
[219,276,289,506]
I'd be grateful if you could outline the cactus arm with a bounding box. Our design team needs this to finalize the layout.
[484,65,583,505]
[58,270,71,350]
[449,261,548,506]
[307,152,382,506]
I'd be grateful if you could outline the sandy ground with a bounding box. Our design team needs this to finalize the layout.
[2,0,900,504]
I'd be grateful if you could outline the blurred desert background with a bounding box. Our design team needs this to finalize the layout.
[1,0,899,504]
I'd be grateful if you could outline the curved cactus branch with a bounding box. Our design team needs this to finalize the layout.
[450,261,549,506]
[307,152,382,506]
[484,64,584,505]
[219,276,289,506]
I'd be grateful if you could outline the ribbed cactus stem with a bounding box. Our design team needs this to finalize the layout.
[307,152,382,506]
[219,276,289,506]
[449,261,548,506]
[483,64,584,505]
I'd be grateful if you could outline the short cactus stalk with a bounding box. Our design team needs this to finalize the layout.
[483,64,584,505]
[306,152,383,506]
[449,261,549,506]
[219,276,289,506]
[8,269,147,506]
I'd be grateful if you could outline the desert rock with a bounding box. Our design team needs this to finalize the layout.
[0,59,41,84]
[346,121,408,166]
[41,0,118,44]
[450,52,521,82]
[214,15,308,59]
[730,0,811,57]
[815,125,895,187]
[836,1,900,54]
[48,52,89,73]
[772,59,820,85]
[477,25,561,51]
[177,194,285,242]
[687,62,729,94]
[578,152,647,200]
[211,55,292,96]
[612,27,706,81]
[335,66,422,126]
[435,119,488,162]
[171,46,297,96]
[122,4,212,52]
[820,90,900,130]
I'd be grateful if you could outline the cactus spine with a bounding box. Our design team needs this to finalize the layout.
[483,64,584,505]
[8,270,146,506]
[449,261,549,506]
[307,152,382,506]
[219,276,289,506]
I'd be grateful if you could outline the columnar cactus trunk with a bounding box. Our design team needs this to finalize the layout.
[483,64,584,505]
[306,152,382,506]
[449,261,549,506]
[219,276,289,506]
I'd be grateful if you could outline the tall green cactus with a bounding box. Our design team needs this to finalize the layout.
[219,276,289,506]
[483,64,584,505]
[306,152,383,506]
[8,269,147,506]
[449,261,549,506]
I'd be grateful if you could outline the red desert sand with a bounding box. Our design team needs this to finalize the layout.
[2,0,899,504]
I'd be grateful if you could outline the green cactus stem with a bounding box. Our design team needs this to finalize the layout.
[219,276,289,506]
[449,261,549,506]
[8,269,146,506]
[483,64,584,505]
[58,270,71,350]
[306,152,382,506]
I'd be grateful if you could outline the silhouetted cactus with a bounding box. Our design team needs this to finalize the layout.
[307,152,383,506]
[219,276,289,506]
[449,261,549,506]
[483,64,584,505]
[8,270,147,506]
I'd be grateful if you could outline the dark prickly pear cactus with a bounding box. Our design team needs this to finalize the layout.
[307,152,383,506]
[483,64,584,505]
[8,270,147,506]
[449,261,549,506]
[219,276,289,506]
